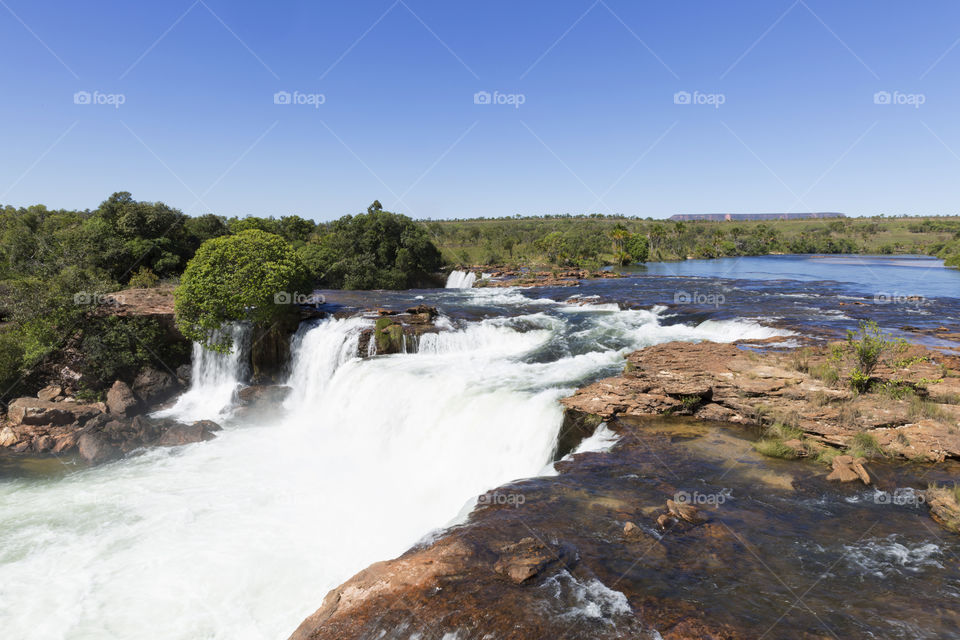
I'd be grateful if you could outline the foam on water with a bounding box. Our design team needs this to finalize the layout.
[843,535,944,578]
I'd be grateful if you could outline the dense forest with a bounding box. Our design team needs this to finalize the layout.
[424,214,960,268]
[1,192,959,401]
[0,194,438,398]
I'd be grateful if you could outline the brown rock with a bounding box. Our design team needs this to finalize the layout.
[52,433,78,454]
[492,537,575,584]
[0,426,20,447]
[927,487,960,534]
[826,455,871,484]
[106,380,139,417]
[405,304,438,318]
[667,499,708,524]
[237,385,292,407]
[782,439,807,457]
[77,432,119,464]
[37,385,63,402]
[33,434,54,453]
[155,420,220,446]
[132,368,177,406]
[7,397,103,426]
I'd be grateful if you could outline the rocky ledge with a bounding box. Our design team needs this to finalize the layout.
[356,305,442,356]
[561,340,960,462]
[0,369,221,464]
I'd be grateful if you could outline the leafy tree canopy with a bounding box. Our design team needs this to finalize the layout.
[300,202,443,289]
[174,229,311,351]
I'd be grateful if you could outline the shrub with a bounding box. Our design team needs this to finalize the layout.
[844,320,905,391]
[127,266,160,288]
[809,363,839,385]
[848,431,884,458]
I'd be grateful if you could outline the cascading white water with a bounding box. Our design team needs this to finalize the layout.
[445,269,476,288]
[153,323,250,423]
[0,291,791,640]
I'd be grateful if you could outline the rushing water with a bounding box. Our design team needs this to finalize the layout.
[445,269,476,288]
[0,256,958,639]
[153,323,251,423]
[0,288,787,639]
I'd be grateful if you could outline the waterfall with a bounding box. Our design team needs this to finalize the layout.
[153,323,251,423]
[445,270,476,288]
[0,294,793,640]
[284,317,367,409]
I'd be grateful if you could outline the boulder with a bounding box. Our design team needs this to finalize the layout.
[492,537,577,584]
[52,432,79,454]
[237,385,291,407]
[7,397,104,426]
[77,432,119,464]
[106,380,139,417]
[132,368,178,406]
[826,455,871,484]
[33,435,54,453]
[37,385,63,402]
[405,305,439,324]
[155,420,220,447]
[927,487,960,534]
[0,426,19,447]
[667,498,708,524]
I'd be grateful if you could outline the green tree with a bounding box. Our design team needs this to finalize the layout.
[174,229,311,351]
[304,203,443,289]
[623,233,649,263]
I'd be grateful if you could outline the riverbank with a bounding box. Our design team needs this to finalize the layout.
[292,334,960,639]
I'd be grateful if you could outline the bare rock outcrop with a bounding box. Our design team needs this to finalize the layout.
[561,340,960,462]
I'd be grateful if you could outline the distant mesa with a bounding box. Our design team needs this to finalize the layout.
[669,212,845,222]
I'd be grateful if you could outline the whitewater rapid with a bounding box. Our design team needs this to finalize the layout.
[0,290,789,640]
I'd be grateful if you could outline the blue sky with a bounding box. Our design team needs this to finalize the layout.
[2,0,959,220]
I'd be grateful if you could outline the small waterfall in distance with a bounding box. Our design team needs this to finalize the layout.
[445,270,476,288]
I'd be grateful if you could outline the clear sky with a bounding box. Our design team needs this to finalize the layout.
[2,0,959,220]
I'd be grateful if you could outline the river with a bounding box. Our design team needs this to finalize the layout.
[1,256,958,639]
